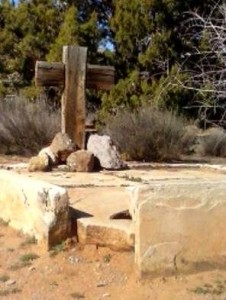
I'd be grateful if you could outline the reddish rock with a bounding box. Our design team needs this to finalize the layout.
[67,150,94,172]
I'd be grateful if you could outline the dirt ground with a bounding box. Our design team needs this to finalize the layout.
[1,155,226,299]
[1,223,226,300]
[0,155,29,165]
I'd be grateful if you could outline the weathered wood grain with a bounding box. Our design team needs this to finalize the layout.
[35,62,115,90]
[35,62,65,86]
[61,46,87,149]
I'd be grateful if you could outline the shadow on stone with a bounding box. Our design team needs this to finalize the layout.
[70,207,93,219]
[69,207,94,239]
[110,210,132,220]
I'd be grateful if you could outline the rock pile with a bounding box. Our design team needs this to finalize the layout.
[28,133,126,172]
[28,132,75,172]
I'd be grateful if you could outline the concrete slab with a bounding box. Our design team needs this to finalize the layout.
[0,170,70,249]
[128,181,226,278]
[68,187,134,250]
[77,218,134,250]
[3,161,226,271]
[4,162,226,187]
[68,187,130,218]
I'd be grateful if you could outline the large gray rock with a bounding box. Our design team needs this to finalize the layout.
[66,150,94,172]
[87,134,125,170]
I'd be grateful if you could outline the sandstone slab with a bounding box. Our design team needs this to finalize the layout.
[77,218,134,251]
[0,170,70,249]
[69,186,134,250]
[128,181,226,277]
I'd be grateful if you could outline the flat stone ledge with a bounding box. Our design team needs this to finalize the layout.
[77,218,134,251]
[127,180,226,278]
[0,170,70,249]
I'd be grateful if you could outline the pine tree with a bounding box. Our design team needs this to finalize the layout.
[0,0,17,74]
[0,0,62,84]
[110,0,148,78]
[100,0,217,115]
[47,5,79,61]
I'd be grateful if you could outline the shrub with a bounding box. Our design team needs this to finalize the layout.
[196,127,226,157]
[181,125,202,154]
[0,96,60,155]
[103,106,190,161]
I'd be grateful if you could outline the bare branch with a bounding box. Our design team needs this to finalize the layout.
[174,2,226,126]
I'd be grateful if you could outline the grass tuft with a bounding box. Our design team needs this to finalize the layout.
[103,254,112,263]
[49,242,65,257]
[20,253,39,262]
[190,279,226,296]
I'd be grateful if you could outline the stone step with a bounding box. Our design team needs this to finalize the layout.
[68,186,134,251]
[77,217,134,251]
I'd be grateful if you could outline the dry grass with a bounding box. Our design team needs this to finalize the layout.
[20,236,37,247]
[104,106,190,161]
[196,127,226,157]
[181,125,201,154]
[0,96,60,155]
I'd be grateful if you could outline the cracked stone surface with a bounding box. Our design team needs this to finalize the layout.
[0,170,70,249]
[2,161,226,276]
[128,181,226,277]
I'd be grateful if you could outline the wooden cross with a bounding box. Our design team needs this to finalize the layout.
[35,46,115,149]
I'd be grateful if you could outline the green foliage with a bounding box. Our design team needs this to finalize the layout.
[100,71,146,117]
[20,85,42,100]
[100,65,193,117]
[47,5,79,61]
[150,65,192,110]
[0,0,224,125]
[0,0,62,87]
[0,81,7,96]
[20,253,39,262]
[110,0,149,76]
[80,12,101,63]
[49,242,65,257]
[106,0,217,118]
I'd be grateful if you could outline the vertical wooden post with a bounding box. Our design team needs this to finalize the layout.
[61,46,87,149]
